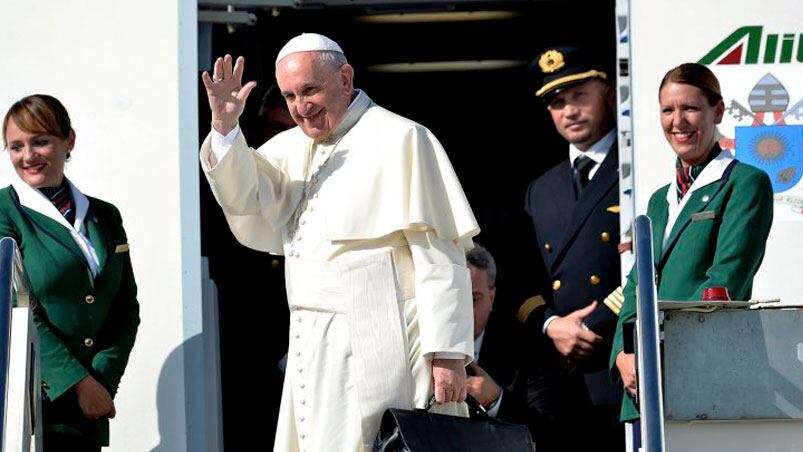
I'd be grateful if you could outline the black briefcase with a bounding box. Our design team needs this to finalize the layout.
[374,396,535,452]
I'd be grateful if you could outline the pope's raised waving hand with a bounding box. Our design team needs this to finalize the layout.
[201,54,257,136]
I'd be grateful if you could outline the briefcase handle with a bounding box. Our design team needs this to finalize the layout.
[423,395,488,418]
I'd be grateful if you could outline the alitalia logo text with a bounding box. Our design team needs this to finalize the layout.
[699,26,803,65]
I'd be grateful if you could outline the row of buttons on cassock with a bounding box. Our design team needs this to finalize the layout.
[287,148,330,260]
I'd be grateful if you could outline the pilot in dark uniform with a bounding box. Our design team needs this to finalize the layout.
[521,46,625,451]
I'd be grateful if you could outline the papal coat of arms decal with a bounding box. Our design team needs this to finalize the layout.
[722,73,803,194]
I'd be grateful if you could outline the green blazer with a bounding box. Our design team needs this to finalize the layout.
[0,184,140,446]
[609,157,773,421]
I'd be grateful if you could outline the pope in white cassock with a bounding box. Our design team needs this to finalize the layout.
[199,33,480,451]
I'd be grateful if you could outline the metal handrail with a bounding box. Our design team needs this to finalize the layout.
[0,237,31,450]
[633,215,665,452]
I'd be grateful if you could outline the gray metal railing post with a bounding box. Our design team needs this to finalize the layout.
[0,238,16,450]
[0,236,33,451]
[633,215,665,452]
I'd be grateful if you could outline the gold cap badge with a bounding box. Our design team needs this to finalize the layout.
[539,50,565,74]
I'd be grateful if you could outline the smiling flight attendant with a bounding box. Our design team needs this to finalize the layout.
[1,94,140,452]
[610,63,774,428]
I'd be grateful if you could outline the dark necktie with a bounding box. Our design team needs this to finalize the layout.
[572,155,595,199]
[39,182,75,225]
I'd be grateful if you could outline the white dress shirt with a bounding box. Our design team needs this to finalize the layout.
[568,128,616,181]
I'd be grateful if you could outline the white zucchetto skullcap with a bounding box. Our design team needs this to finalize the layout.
[275,33,344,66]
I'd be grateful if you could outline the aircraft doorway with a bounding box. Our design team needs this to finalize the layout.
[197,1,615,448]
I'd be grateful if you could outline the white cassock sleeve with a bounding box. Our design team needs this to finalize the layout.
[201,131,295,222]
[200,128,307,254]
[404,229,474,363]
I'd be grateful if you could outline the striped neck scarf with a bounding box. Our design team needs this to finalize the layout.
[38,179,75,225]
[675,145,720,201]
